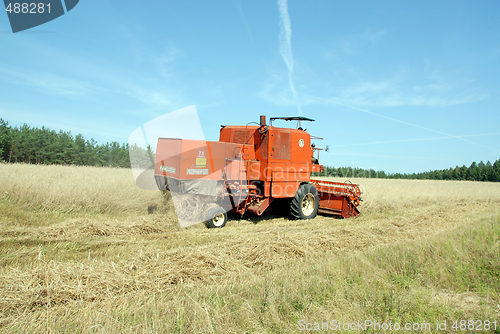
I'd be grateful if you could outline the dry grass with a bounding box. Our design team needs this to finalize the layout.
[0,164,499,333]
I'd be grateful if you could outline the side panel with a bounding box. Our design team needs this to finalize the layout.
[269,162,310,197]
[179,140,213,179]
[224,158,246,181]
[206,141,244,180]
[271,129,291,160]
[289,130,312,165]
[267,128,313,197]
[219,126,259,145]
[155,138,243,181]
[271,181,300,198]
[271,163,310,182]
[246,161,261,180]
[155,138,182,178]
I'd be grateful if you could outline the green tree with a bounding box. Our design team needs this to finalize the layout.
[74,133,86,165]
[485,161,494,182]
[477,161,487,181]
[467,162,478,181]
[0,118,10,161]
[493,160,500,182]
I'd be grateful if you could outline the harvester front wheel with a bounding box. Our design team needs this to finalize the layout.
[290,183,319,219]
[204,205,228,228]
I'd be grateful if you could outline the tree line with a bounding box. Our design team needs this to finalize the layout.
[1,118,498,182]
[317,161,500,182]
[0,119,131,167]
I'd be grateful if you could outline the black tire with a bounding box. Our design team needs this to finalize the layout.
[290,183,319,219]
[204,205,228,228]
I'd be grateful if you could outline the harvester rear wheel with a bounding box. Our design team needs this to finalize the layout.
[290,183,319,219]
[204,205,228,228]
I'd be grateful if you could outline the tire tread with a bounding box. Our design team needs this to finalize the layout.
[289,183,319,219]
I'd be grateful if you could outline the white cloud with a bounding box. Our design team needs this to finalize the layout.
[330,76,488,108]
[0,66,99,96]
[259,66,488,109]
[324,28,389,59]
[257,74,317,108]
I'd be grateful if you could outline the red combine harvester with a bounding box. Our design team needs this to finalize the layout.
[154,116,362,228]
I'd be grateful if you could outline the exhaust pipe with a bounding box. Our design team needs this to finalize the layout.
[259,115,268,134]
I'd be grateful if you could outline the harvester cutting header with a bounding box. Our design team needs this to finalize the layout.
[154,115,362,228]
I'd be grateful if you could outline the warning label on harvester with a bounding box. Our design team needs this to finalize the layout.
[160,166,176,174]
[196,158,207,167]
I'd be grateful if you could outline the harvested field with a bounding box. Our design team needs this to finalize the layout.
[0,163,499,333]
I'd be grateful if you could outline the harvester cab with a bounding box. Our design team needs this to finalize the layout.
[154,115,362,228]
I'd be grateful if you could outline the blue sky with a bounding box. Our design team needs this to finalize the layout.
[1,0,499,173]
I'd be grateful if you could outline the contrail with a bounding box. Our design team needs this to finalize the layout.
[278,0,302,115]
[334,133,500,148]
[297,91,498,151]
[235,0,254,42]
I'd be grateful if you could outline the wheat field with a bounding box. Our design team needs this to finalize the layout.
[0,163,165,213]
[0,163,499,333]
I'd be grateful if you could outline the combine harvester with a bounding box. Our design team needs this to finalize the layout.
[154,116,362,228]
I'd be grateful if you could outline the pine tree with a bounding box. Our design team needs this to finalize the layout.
[468,162,478,181]
[493,160,500,182]
[0,118,9,161]
[74,134,86,165]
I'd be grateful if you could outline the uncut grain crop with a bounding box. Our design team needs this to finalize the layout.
[0,163,165,213]
[316,176,500,212]
[0,163,499,333]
